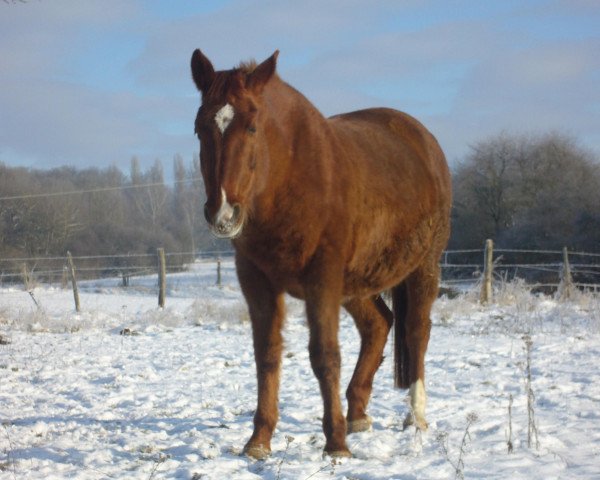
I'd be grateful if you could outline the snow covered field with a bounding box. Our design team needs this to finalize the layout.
[1,260,599,479]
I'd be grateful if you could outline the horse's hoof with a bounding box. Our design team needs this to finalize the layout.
[347,416,372,434]
[243,443,271,460]
[324,448,352,459]
[403,412,428,431]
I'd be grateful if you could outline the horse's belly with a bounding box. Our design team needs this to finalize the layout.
[343,217,434,296]
[343,254,412,297]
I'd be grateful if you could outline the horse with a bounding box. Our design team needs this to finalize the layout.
[190,49,452,459]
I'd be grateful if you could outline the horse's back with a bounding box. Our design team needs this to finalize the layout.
[328,107,450,215]
[327,108,451,295]
[331,108,446,175]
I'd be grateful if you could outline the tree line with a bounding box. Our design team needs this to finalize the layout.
[0,155,230,270]
[450,132,600,252]
[1,130,598,271]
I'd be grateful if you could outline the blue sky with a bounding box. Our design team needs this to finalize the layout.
[1,0,599,176]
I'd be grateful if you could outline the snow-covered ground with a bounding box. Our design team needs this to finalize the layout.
[1,260,599,479]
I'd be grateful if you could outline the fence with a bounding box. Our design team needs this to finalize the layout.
[440,240,600,302]
[1,241,599,309]
[0,249,235,311]
[0,250,235,285]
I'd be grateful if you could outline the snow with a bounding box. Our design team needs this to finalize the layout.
[1,261,599,479]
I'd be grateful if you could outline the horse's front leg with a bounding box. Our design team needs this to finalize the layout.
[304,255,351,457]
[236,255,285,460]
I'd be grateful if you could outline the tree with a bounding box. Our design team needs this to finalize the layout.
[128,158,169,228]
[0,156,229,272]
[451,132,600,251]
[451,134,523,245]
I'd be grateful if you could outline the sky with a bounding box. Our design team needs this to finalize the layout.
[1,0,599,178]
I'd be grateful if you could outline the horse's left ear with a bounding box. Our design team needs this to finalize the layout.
[246,50,279,94]
[191,49,215,94]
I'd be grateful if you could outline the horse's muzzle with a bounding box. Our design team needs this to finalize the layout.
[205,200,244,239]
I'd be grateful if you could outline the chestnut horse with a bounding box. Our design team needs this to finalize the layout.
[191,49,451,458]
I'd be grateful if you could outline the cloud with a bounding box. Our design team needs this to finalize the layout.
[0,0,599,173]
[0,1,178,170]
[1,79,139,165]
[441,36,600,160]
[0,1,136,76]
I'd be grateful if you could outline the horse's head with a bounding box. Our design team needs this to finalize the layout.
[191,49,279,238]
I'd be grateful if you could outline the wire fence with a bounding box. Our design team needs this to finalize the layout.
[440,246,600,293]
[2,244,599,293]
[0,250,235,286]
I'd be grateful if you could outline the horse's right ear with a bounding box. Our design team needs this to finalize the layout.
[191,49,215,94]
[246,50,279,94]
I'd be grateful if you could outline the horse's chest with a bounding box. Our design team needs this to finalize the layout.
[235,229,315,285]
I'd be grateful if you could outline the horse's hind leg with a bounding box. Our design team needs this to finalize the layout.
[344,295,393,433]
[396,258,440,431]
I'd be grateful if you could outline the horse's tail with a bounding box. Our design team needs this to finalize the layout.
[392,281,410,389]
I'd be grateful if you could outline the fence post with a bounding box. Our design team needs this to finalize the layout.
[559,246,574,300]
[157,248,166,308]
[480,239,494,304]
[66,251,81,312]
[21,262,30,290]
[61,266,68,289]
[216,257,222,287]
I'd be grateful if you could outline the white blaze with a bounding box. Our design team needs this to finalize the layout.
[215,103,235,134]
[213,188,243,238]
[216,188,235,224]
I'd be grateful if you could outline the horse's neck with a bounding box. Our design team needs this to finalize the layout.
[254,79,333,218]
[267,79,329,143]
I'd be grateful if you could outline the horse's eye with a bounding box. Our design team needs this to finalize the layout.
[247,126,257,134]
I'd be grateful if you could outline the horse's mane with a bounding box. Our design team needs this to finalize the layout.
[238,59,258,73]
[205,60,258,98]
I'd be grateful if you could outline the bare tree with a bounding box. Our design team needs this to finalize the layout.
[451,132,600,250]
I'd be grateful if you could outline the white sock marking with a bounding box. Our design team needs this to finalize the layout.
[409,379,427,421]
[215,103,235,134]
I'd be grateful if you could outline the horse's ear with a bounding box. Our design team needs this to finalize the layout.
[191,49,215,94]
[246,50,279,94]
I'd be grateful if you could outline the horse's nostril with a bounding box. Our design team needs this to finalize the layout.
[204,204,211,224]
[232,203,241,221]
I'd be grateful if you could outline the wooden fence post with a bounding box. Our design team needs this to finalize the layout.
[61,266,68,289]
[21,262,30,290]
[66,251,81,312]
[480,239,494,304]
[559,246,574,300]
[157,248,166,308]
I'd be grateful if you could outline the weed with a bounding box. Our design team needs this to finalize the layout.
[437,412,479,480]
[275,435,295,480]
[1,422,17,480]
[506,394,514,454]
[523,335,540,450]
[147,452,170,480]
